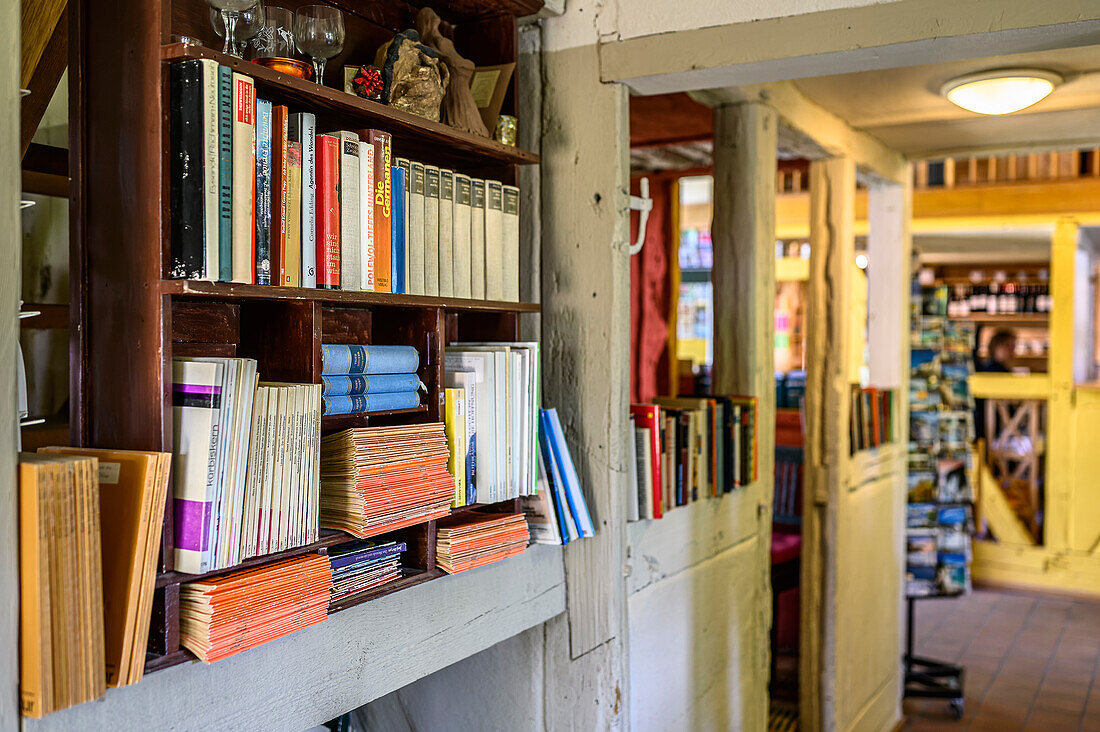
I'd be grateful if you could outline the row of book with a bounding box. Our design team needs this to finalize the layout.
[328,540,406,609]
[849,386,897,453]
[444,342,540,505]
[436,512,530,574]
[170,59,521,300]
[172,357,322,574]
[520,407,596,545]
[627,396,758,521]
[320,344,422,416]
[19,448,170,717]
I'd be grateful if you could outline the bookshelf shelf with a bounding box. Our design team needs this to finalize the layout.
[161,44,539,169]
[163,279,542,313]
[321,405,430,431]
[948,313,1048,325]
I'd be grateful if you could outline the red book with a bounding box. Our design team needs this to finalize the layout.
[361,129,392,293]
[316,134,340,289]
[630,404,663,518]
[271,105,289,287]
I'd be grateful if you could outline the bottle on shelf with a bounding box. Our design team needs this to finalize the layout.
[987,282,999,315]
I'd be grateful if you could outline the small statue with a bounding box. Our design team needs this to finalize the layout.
[374,29,448,121]
[416,7,490,137]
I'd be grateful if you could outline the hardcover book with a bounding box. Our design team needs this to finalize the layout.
[270,105,289,287]
[315,134,341,289]
[364,129,392,292]
[424,165,440,295]
[230,72,256,284]
[284,141,302,287]
[216,65,233,282]
[485,181,504,300]
[470,178,486,299]
[169,59,210,280]
[336,131,361,291]
[453,174,472,299]
[288,112,317,286]
[408,162,426,295]
[359,139,376,291]
[320,344,420,375]
[391,165,407,294]
[438,169,455,297]
[201,60,220,280]
[254,98,273,284]
[502,184,520,301]
[396,158,411,290]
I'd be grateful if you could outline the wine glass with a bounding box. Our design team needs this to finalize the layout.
[210,0,265,57]
[207,0,259,55]
[294,5,344,86]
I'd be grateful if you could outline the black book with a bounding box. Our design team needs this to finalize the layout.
[169,60,206,279]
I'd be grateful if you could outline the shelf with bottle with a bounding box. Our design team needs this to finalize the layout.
[945,278,1053,320]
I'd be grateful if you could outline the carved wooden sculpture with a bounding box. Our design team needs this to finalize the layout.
[416,7,490,137]
[374,29,448,121]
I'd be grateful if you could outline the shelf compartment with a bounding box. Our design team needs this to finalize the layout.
[160,43,539,170]
[321,404,430,431]
[163,279,540,313]
[949,314,1049,325]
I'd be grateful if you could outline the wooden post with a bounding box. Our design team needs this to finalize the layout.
[711,101,777,729]
[1047,218,1077,551]
[666,179,681,396]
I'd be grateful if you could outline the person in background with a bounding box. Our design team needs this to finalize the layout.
[974,328,1017,443]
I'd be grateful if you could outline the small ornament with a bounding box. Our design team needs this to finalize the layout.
[352,65,384,101]
[494,115,517,146]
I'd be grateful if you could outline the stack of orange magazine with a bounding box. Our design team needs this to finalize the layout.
[320,424,455,538]
[179,554,330,663]
[436,512,530,574]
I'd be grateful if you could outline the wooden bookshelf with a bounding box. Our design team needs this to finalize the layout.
[73,0,543,676]
[950,313,1049,325]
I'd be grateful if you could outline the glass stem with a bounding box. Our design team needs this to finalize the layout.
[313,59,325,85]
[222,10,238,56]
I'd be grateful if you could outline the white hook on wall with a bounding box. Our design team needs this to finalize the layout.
[627,177,653,256]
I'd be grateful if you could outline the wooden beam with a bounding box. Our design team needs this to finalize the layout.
[977,459,1036,546]
[19,303,69,330]
[21,3,67,156]
[1047,218,1078,553]
[22,142,69,197]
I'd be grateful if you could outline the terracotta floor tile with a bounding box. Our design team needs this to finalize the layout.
[1023,708,1082,731]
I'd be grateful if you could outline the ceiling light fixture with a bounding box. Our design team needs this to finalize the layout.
[941,68,1062,115]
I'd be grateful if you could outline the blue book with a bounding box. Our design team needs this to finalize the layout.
[216,65,233,282]
[329,541,406,570]
[539,414,576,543]
[391,165,406,294]
[543,408,595,538]
[254,98,273,284]
[323,391,420,415]
[321,373,420,396]
[320,344,419,376]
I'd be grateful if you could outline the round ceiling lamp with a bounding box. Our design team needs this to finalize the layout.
[941,68,1062,115]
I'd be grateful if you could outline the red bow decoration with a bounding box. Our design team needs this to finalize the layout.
[353,66,384,100]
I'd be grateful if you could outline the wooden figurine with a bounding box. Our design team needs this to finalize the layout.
[416,7,490,138]
[374,29,448,121]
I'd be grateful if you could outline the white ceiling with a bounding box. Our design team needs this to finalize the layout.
[794,44,1100,157]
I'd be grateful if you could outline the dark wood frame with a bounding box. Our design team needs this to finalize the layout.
[71,0,541,674]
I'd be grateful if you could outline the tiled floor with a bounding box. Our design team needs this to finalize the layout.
[904,588,1100,731]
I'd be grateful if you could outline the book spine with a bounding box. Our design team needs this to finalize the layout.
[453,174,472,299]
[367,130,392,292]
[424,166,440,295]
[169,60,205,280]
[463,379,477,504]
[290,112,318,287]
[470,179,486,299]
[502,184,520,302]
[396,158,411,292]
[438,169,454,297]
[216,65,233,282]
[337,131,361,291]
[271,105,289,287]
[285,141,302,287]
[485,181,503,300]
[315,134,341,288]
[320,344,420,375]
[230,73,255,283]
[322,391,419,415]
[201,59,220,281]
[391,166,406,294]
[408,162,426,296]
[254,98,273,284]
[445,388,465,507]
[359,140,375,291]
[320,373,420,396]
[171,361,223,574]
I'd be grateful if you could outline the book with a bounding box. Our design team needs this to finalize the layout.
[200,60,220,280]
[320,344,419,375]
[168,59,215,280]
[453,174,472,299]
[424,165,440,295]
[408,162,426,295]
[444,350,497,501]
[288,112,317,286]
[316,134,341,289]
[636,427,654,519]
[328,540,405,606]
[359,138,376,291]
[629,405,663,518]
[521,449,564,545]
[254,98,273,284]
[336,131,361,291]
[444,387,467,507]
[230,72,256,284]
[321,373,420,396]
[396,158,411,290]
[502,184,519,301]
[435,512,529,574]
[269,105,289,287]
[216,64,233,282]
[364,129,392,292]
[284,141,302,287]
[470,179,486,299]
[445,370,478,504]
[485,181,504,300]
[627,416,640,521]
[438,169,455,297]
[396,164,413,292]
[322,391,420,415]
[542,408,595,537]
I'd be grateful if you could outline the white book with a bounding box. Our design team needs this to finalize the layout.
[510,349,524,496]
[337,131,361,291]
[444,350,497,501]
[424,166,441,295]
[190,357,234,569]
[637,427,654,519]
[627,417,640,521]
[502,184,520,301]
[485,181,504,300]
[230,73,255,284]
[307,384,321,542]
[241,381,266,559]
[292,113,317,287]
[452,345,509,498]
[438,169,455,297]
[359,140,376,291]
[408,162,426,295]
[277,384,295,550]
[257,384,279,554]
[290,384,306,548]
[200,59,220,281]
[453,174,472,299]
[470,179,486,299]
